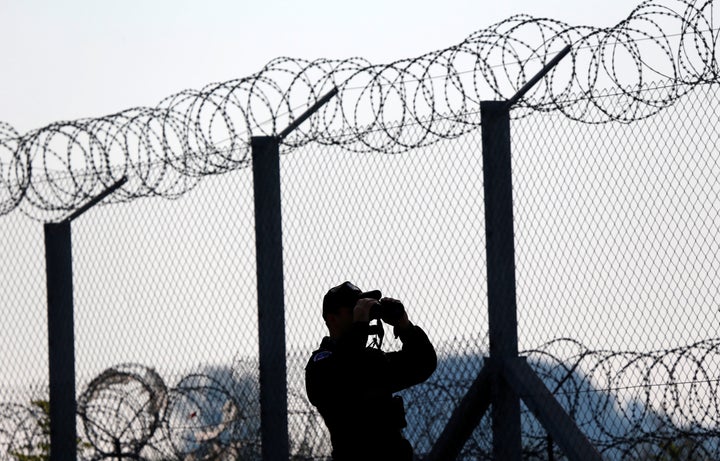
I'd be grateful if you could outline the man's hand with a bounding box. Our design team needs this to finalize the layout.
[380,297,411,330]
[353,298,378,322]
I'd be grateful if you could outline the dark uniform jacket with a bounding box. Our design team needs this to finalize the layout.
[305,321,437,461]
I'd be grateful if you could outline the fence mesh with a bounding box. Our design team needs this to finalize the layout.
[2,81,719,460]
[2,1,720,456]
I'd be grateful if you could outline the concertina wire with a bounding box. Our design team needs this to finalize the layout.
[0,0,718,220]
[3,339,719,459]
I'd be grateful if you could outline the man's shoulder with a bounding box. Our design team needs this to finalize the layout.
[310,349,333,363]
[306,337,336,370]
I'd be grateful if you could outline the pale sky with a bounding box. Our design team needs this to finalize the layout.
[1,0,637,134]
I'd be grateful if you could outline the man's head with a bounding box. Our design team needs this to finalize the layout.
[323,281,381,320]
[322,281,381,337]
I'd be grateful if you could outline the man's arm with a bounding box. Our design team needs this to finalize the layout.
[382,299,437,392]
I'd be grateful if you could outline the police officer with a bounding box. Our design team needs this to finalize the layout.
[305,281,437,461]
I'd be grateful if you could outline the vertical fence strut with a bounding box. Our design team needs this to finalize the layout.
[251,88,337,461]
[44,221,77,461]
[427,46,602,461]
[482,99,524,461]
[44,177,126,461]
[251,135,290,461]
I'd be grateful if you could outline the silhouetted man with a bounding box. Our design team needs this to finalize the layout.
[305,281,437,461]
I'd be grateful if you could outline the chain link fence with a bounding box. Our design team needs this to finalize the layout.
[2,79,719,459]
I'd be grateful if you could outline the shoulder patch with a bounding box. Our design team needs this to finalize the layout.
[313,351,332,362]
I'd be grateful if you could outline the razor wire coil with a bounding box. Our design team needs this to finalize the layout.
[0,0,718,221]
[3,339,720,459]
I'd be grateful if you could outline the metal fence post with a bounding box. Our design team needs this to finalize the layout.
[251,135,290,461]
[43,177,126,461]
[480,100,523,461]
[44,220,78,461]
[428,46,602,461]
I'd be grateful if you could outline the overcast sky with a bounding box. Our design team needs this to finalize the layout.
[0,0,639,134]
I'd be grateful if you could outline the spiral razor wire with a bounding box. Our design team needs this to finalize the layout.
[0,0,718,220]
[409,338,720,459]
[2,339,719,459]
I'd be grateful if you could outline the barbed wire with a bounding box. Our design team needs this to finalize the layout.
[410,337,720,459]
[2,338,720,459]
[0,0,718,221]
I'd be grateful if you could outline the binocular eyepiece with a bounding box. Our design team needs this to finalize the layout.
[369,299,405,323]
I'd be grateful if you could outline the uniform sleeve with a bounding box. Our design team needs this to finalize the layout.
[386,324,437,393]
